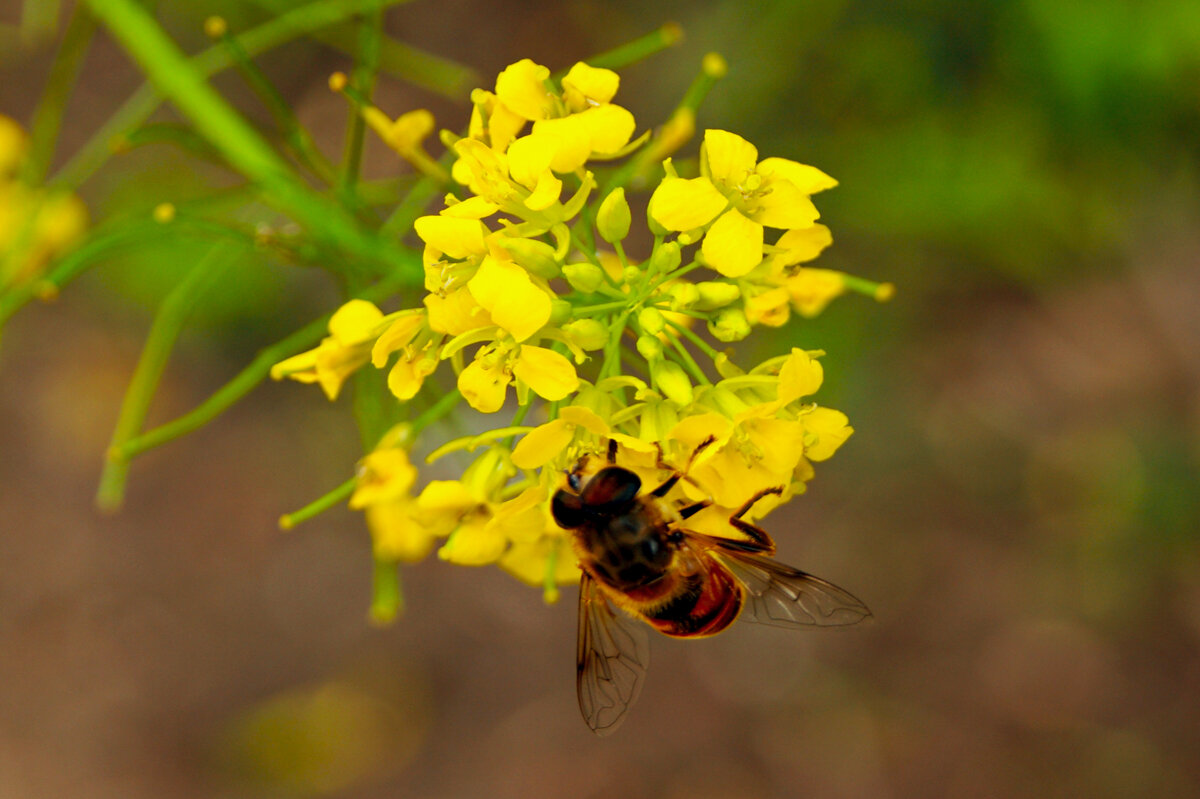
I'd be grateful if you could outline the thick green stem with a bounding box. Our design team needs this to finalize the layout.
[86,0,401,275]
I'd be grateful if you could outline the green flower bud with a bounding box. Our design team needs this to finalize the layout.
[708,308,750,342]
[497,236,561,279]
[563,319,608,351]
[622,265,642,285]
[648,241,681,274]
[597,187,631,244]
[669,282,700,310]
[654,360,694,406]
[636,335,663,361]
[549,299,573,325]
[563,261,605,293]
[695,281,741,310]
[638,307,666,336]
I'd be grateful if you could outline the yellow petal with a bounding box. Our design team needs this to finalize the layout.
[648,176,727,231]
[494,59,553,121]
[530,116,592,174]
[328,299,384,345]
[350,449,418,508]
[387,353,436,401]
[787,268,846,317]
[440,196,500,219]
[512,345,579,401]
[773,224,833,267]
[757,157,838,194]
[702,129,758,186]
[414,215,488,260]
[438,517,506,565]
[524,169,563,211]
[458,357,509,413]
[562,62,620,109]
[743,286,790,327]
[702,208,763,277]
[366,502,437,562]
[500,534,581,591]
[579,104,636,155]
[558,405,610,435]
[511,418,573,470]
[371,314,425,367]
[489,486,548,544]
[777,348,824,403]
[803,407,853,461]
[424,288,492,335]
[468,257,551,342]
[750,177,821,229]
[506,133,555,188]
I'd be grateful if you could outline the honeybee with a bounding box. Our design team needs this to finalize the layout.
[551,439,871,735]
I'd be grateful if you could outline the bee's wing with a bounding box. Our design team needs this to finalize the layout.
[576,572,650,736]
[689,533,872,628]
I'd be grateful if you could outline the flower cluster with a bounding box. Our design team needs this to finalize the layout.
[272,58,891,611]
[0,115,88,292]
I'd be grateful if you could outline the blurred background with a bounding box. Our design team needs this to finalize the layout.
[3,0,1200,796]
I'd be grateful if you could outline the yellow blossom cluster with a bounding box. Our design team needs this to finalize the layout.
[272,58,890,608]
[0,115,88,292]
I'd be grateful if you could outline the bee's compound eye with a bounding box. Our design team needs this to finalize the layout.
[551,490,586,529]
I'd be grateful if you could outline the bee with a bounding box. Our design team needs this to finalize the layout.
[551,438,872,735]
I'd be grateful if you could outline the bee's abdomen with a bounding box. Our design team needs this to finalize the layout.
[644,562,742,638]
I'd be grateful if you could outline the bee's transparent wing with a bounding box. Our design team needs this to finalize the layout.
[576,573,650,736]
[692,534,872,628]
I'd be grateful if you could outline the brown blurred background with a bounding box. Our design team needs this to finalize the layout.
[3,0,1200,796]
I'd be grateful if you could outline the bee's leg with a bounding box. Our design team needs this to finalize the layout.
[566,453,592,493]
[649,436,717,498]
[727,486,784,553]
[678,499,710,519]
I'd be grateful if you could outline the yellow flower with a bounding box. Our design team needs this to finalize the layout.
[670,410,807,508]
[511,405,610,469]
[499,518,581,604]
[467,256,552,342]
[362,106,434,159]
[786,268,848,318]
[649,129,836,278]
[457,341,579,413]
[270,300,385,400]
[351,446,438,562]
[0,116,88,288]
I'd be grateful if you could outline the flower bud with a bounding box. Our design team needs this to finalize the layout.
[708,308,750,342]
[636,335,663,361]
[622,265,642,285]
[562,261,604,293]
[638,307,666,336]
[695,281,741,310]
[549,299,573,325]
[668,282,700,310]
[648,241,681,275]
[597,188,631,243]
[654,360,694,406]
[498,236,561,279]
[563,319,608,351]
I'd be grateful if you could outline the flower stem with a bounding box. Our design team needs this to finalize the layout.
[96,242,240,511]
[278,476,357,530]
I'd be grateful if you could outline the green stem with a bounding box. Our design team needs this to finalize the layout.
[53,0,416,190]
[663,328,711,386]
[217,28,336,183]
[85,0,398,276]
[97,242,240,511]
[279,476,356,529]
[566,22,683,73]
[665,316,721,361]
[411,388,462,435]
[112,262,417,462]
[338,0,384,204]
[26,5,96,183]
[369,558,404,624]
[247,0,478,100]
